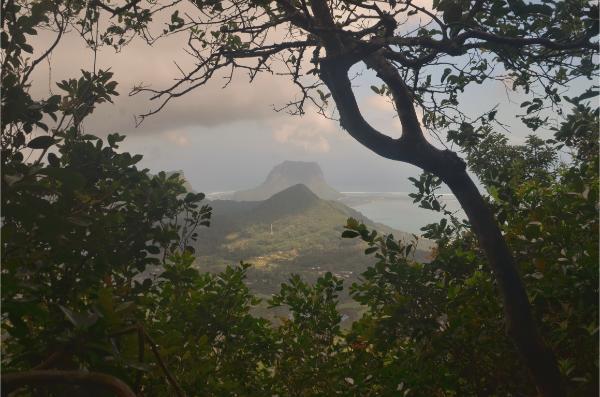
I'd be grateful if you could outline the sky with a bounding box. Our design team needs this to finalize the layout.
[28,2,580,194]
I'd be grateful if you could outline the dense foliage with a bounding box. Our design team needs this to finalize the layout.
[2,66,597,394]
[2,0,598,396]
[341,114,599,396]
[1,63,211,394]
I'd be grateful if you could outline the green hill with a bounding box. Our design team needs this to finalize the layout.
[193,184,433,323]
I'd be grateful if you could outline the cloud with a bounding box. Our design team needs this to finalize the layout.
[163,129,191,147]
[25,1,440,151]
[365,93,394,113]
[29,20,299,138]
[270,112,339,153]
[273,128,330,153]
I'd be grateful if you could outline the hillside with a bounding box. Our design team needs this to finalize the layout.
[231,160,342,200]
[193,184,433,323]
[196,184,427,264]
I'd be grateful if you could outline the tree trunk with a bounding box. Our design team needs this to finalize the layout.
[428,148,566,397]
[318,55,566,396]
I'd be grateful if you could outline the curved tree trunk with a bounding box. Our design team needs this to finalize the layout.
[429,149,565,397]
[317,52,565,396]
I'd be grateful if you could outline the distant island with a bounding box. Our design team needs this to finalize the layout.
[231,160,343,201]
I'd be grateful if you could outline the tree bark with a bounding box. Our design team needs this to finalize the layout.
[318,53,566,396]
[430,149,566,397]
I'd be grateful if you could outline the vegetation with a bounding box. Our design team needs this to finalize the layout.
[195,184,429,291]
[1,0,598,396]
[195,183,431,323]
[106,0,596,391]
[343,119,598,395]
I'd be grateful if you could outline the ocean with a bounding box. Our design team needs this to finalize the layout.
[340,192,464,235]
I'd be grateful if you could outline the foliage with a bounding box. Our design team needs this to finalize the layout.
[268,273,347,396]
[2,75,598,397]
[1,68,211,394]
[2,0,598,395]
[1,5,210,392]
[142,256,275,396]
[341,107,599,396]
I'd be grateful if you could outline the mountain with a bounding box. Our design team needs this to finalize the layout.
[194,184,433,323]
[251,183,321,221]
[231,161,342,201]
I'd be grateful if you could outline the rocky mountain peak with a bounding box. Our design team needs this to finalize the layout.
[231,161,341,201]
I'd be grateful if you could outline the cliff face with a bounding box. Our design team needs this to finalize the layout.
[231,161,342,201]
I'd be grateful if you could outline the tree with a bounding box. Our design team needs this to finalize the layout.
[269,272,346,396]
[100,0,595,394]
[142,257,276,396]
[2,0,598,395]
[0,90,211,395]
[342,112,598,394]
[1,2,211,393]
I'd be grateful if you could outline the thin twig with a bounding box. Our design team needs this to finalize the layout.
[142,328,186,397]
[22,12,65,84]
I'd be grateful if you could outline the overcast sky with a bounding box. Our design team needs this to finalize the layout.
[28,2,577,193]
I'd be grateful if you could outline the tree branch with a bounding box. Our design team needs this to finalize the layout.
[92,0,142,17]
[365,51,425,144]
[142,328,186,397]
[318,57,412,162]
[22,12,65,84]
[458,29,597,51]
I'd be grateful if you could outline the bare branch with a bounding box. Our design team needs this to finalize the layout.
[92,0,142,17]
[22,13,65,84]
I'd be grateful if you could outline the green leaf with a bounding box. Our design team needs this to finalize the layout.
[341,230,360,238]
[364,246,378,255]
[27,135,55,149]
[59,306,99,329]
[39,167,85,190]
[346,218,359,229]
[524,4,553,16]
[47,152,60,167]
[146,245,161,254]
[39,168,85,190]
[441,68,452,83]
